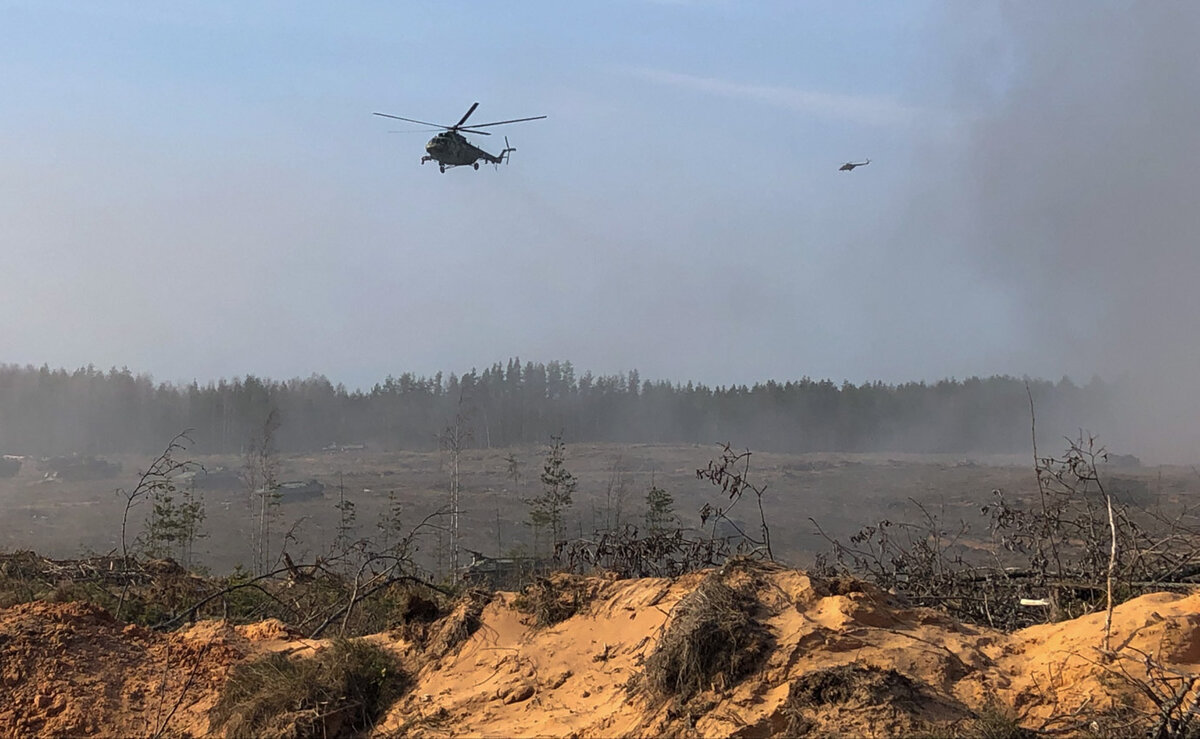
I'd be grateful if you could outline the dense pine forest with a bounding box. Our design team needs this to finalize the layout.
[0,360,1115,456]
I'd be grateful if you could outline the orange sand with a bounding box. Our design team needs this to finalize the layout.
[3,565,1198,737]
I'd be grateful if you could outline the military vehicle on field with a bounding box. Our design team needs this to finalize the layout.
[255,479,326,503]
[36,455,121,481]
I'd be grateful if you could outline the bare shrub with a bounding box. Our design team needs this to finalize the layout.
[810,428,1200,735]
[814,432,1200,631]
[558,524,733,579]
[640,572,772,703]
[0,551,214,627]
[559,443,778,580]
[210,638,406,739]
[146,506,453,638]
[115,431,198,619]
[697,443,774,560]
[1071,647,1200,739]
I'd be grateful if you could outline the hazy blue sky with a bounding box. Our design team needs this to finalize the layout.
[1,2,1196,407]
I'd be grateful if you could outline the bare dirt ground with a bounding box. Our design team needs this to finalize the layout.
[0,600,279,738]
[0,444,1182,575]
[3,563,1199,737]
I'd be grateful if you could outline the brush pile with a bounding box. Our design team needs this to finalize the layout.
[640,572,771,702]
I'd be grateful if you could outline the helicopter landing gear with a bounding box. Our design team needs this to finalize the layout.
[473,162,479,170]
[439,164,445,173]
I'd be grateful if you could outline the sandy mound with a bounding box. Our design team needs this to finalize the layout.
[2,564,1199,737]
[992,590,1200,730]
[0,602,316,738]
[379,565,984,737]
[378,564,1200,737]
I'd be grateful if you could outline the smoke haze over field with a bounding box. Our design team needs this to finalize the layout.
[0,3,1196,458]
[930,5,1200,460]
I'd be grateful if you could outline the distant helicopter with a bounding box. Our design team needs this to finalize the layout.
[373,102,546,173]
[839,159,870,172]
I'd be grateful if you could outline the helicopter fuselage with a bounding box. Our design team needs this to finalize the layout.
[422,131,500,171]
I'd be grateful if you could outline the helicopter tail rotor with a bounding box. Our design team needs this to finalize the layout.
[500,136,516,164]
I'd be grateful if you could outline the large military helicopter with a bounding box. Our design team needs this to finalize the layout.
[373,102,546,173]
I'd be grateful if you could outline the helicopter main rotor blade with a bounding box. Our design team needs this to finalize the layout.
[465,115,548,129]
[455,127,492,136]
[373,112,452,129]
[454,102,480,129]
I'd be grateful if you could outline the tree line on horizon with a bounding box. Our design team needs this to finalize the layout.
[0,359,1116,457]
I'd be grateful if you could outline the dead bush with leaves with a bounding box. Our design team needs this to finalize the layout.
[640,572,772,703]
[209,638,407,739]
[696,442,775,561]
[558,524,734,580]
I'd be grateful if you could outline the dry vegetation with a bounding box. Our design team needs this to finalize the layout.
[420,588,490,659]
[639,568,772,703]
[512,572,604,628]
[2,438,1200,737]
[209,639,405,739]
[4,555,1200,736]
[0,443,1066,573]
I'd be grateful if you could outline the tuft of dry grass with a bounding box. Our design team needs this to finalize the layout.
[396,589,442,625]
[512,574,599,629]
[209,638,407,739]
[424,588,491,658]
[780,664,1009,738]
[910,705,1036,739]
[640,573,772,703]
[780,664,922,735]
[786,663,921,710]
[965,706,1038,739]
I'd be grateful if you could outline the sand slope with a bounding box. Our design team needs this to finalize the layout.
[380,564,1200,737]
[2,564,1199,737]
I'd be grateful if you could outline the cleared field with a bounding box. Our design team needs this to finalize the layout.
[0,443,1186,575]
